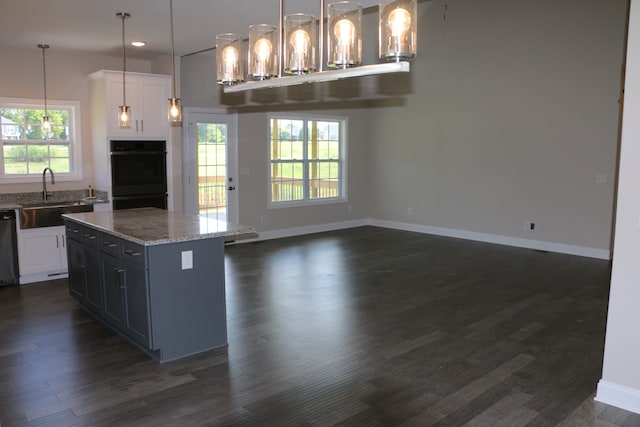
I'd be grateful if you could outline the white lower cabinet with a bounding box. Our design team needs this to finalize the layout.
[17,225,68,284]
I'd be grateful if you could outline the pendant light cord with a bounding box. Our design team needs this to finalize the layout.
[318,0,324,73]
[170,0,177,99]
[39,44,49,117]
[278,0,283,77]
[119,12,128,106]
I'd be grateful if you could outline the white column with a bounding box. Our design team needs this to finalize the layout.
[597,0,640,415]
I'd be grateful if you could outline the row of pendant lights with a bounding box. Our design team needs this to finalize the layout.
[216,0,417,86]
[37,0,416,133]
[117,0,183,130]
[39,1,183,134]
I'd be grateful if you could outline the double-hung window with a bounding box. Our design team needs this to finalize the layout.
[270,115,346,206]
[0,97,82,183]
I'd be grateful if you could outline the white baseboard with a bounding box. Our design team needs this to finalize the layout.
[596,380,640,415]
[234,217,611,260]
[368,218,611,260]
[20,271,68,285]
[238,218,369,243]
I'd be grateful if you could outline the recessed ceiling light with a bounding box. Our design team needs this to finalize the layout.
[131,41,146,47]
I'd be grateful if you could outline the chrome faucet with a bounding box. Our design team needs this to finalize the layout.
[42,167,55,201]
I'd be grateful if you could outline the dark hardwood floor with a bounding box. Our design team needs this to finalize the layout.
[1,226,639,426]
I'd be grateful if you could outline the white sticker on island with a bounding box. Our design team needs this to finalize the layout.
[181,250,193,270]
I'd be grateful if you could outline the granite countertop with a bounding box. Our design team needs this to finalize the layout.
[63,208,256,246]
[0,199,108,212]
[0,189,109,210]
[0,203,21,210]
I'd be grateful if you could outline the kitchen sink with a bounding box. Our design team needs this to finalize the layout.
[19,201,93,229]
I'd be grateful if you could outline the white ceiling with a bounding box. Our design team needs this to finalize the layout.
[0,0,380,58]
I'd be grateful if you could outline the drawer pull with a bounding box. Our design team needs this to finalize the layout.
[103,241,117,248]
[124,249,141,257]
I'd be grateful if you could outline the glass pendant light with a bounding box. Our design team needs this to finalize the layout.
[167,0,182,127]
[284,13,317,75]
[216,33,244,85]
[248,24,278,80]
[327,2,362,69]
[38,43,51,134]
[379,0,417,62]
[117,12,131,129]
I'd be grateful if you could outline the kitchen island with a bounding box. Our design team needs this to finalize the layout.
[62,208,255,363]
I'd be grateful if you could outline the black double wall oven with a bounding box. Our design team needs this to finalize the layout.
[110,140,167,210]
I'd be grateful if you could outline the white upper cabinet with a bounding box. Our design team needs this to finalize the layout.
[90,70,171,139]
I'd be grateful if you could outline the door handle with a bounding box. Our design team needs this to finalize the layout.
[115,268,125,288]
[228,186,236,191]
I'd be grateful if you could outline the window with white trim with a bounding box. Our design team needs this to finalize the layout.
[0,97,82,182]
[269,115,346,206]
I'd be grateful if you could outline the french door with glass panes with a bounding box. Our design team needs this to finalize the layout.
[183,110,237,223]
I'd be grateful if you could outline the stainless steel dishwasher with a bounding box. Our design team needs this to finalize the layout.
[0,209,19,285]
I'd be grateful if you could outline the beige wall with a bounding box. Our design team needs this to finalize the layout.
[180,52,221,109]
[367,0,627,251]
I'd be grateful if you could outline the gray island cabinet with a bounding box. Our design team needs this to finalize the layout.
[63,208,255,363]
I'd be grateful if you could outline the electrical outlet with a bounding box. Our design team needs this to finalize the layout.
[408,207,413,216]
[260,213,266,224]
[347,205,352,213]
[596,174,607,184]
[181,250,193,270]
